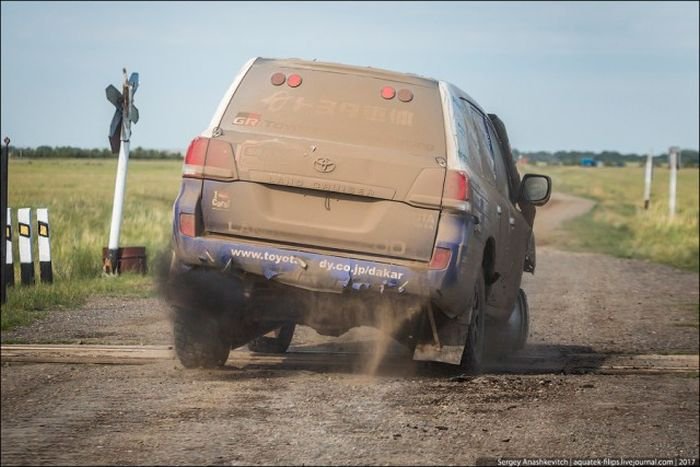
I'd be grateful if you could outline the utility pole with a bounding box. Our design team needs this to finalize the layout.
[1,137,10,304]
[103,69,139,274]
[668,146,679,221]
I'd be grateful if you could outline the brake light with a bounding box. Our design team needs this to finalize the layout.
[429,247,452,270]
[381,86,396,100]
[183,137,208,178]
[287,74,302,88]
[179,213,196,237]
[443,170,470,201]
[182,137,236,180]
[202,139,236,179]
[271,72,286,86]
[397,89,414,102]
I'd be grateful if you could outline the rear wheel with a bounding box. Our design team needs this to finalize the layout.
[460,270,486,374]
[173,307,231,369]
[248,322,296,354]
[485,288,529,357]
[510,289,529,352]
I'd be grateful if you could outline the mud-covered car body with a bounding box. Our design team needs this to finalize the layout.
[170,57,550,367]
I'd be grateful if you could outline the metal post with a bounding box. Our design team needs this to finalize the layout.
[1,137,9,304]
[106,138,130,273]
[104,68,137,275]
[668,146,679,221]
[643,152,653,210]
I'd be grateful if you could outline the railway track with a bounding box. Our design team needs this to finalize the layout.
[1,344,697,375]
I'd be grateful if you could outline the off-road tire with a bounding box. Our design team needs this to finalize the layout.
[511,289,529,352]
[173,307,231,369]
[460,270,486,374]
[485,288,529,357]
[247,323,296,354]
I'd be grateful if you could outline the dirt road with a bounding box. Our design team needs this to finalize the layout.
[2,193,698,465]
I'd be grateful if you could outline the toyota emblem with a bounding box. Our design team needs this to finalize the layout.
[313,157,336,173]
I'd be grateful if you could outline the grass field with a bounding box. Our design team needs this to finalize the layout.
[1,158,698,330]
[526,164,699,271]
[2,159,182,329]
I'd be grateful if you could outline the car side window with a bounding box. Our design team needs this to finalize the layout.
[465,103,494,183]
[484,119,511,199]
[450,96,470,165]
[451,97,485,176]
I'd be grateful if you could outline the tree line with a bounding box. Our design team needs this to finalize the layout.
[4,145,699,167]
[5,146,182,160]
[514,148,699,168]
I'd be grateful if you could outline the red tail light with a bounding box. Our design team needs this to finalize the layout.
[397,89,414,102]
[287,74,302,88]
[271,72,286,86]
[381,86,396,100]
[202,139,236,179]
[179,213,196,237]
[443,170,469,201]
[182,137,236,180]
[183,137,208,178]
[429,247,452,270]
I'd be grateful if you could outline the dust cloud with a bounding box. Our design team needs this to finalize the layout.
[362,300,422,376]
[156,250,429,374]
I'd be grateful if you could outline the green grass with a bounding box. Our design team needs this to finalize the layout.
[526,165,699,271]
[1,159,182,330]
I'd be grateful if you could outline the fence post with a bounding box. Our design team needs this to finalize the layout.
[668,146,679,221]
[643,152,653,210]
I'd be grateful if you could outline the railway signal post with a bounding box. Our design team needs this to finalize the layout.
[103,69,141,275]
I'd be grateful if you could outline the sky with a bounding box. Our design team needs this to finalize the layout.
[1,1,698,154]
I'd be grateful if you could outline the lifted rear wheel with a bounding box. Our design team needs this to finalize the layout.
[460,270,486,374]
[173,307,231,369]
[247,322,296,354]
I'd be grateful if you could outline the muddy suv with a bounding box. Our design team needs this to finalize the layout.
[168,57,551,372]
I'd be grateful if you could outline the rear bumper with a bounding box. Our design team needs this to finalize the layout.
[173,233,431,297]
[170,206,481,320]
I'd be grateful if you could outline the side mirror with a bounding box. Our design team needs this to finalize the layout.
[519,174,552,206]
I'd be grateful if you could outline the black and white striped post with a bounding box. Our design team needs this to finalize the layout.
[37,208,53,283]
[17,208,35,286]
[5,208,14,287]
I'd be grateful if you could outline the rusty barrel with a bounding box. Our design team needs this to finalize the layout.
[101,246,147,275]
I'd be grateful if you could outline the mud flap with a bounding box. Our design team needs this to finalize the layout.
[412,304,470,365]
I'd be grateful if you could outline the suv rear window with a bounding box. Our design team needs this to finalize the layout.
[220,61,446,156]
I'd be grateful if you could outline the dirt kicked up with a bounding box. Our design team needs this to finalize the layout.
[1,193,698,465]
